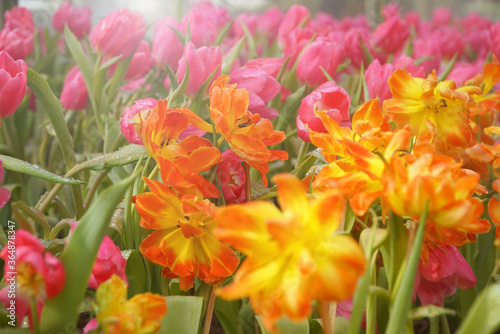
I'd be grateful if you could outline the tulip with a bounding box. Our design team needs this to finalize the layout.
[296,37,344,87]
[297,81,351,142]
[120,98,157,145]
[415,244,476,306]
[177,43,222,97]
[0,27,34,60]
[88,236,128,289]
[108,40,154,81]
[371,15,409,54]
[52,1,91,39]
[0,229,65,328]
[256,7,284,44]
[490,22,500,60]
[4,6,35,32]
[90,9,146,58]
[60,66,88,110]
[152,17,184,71]
[216,150,246,204]
[180,1,231,48]
[277,5,310,47]
[0,50,27,118]
[243,57,284,78]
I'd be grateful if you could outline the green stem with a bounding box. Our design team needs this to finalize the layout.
[385,202,429,334]
[294,141,309,169]
[440,314,451,334]
[202,287,217,334]
[31,298,40,334]
[256,191,278,201]
[429,316,439,334]
[83,172,109,210]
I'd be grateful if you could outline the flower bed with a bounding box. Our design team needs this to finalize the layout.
[1,1,500,333]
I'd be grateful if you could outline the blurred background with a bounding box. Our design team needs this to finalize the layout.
[1,0,499,29]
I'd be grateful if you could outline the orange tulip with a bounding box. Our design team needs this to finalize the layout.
[214,174,366,331]
[141,99,222,198]
[135,177,239,291]
[209,75,288,186]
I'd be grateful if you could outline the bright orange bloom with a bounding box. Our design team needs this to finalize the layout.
[90,275,167,334]
[487,179,500,249]
[383,69,482,154]
[135,177,239,291]
[209,76,288,186]
[309,100,411,216]
[385,152,490,254]
[214,174,366,331]
[141,99,222,198]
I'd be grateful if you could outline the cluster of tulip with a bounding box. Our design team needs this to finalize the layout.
[1,1,500,333]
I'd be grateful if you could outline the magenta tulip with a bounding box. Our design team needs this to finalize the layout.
[0,50,27,118]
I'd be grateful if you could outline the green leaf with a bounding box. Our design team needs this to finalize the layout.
[409,305,456,321]
[215,20,234,46]
[240,21,257,59]
[222,36,246,75]
[161,296,204,334]
[39,174,137,332]
[167,63,189,108]
[275,84,308,132]
[385,204,428,334]
[360,228,388,251]
[27,68,77,168]
[64,25,94,101]
[67,144,147,175]
[122,249,147,297]
[0,154,84,185]
[214,298,242,334]
[438,53,458,81]
[97,55,123,71]
[456,284,500,334]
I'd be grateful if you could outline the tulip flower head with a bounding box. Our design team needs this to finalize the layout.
[0,50,27,118]
[83,275,167,333]
[215,174,366,331]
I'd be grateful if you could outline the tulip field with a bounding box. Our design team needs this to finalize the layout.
[1,1,500,333]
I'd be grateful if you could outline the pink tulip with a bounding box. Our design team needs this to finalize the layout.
[90,9,146,58]
[432,7,452,28]
[216,150,246,204]
[177,43,222,98]
[490,22,500,60]
[429,27,464,60]
[371,15,409,54]
[52,1,91,39]
[256,7,284,44]
[60,66,88,110]
[310,12,338,37]
[152,17,184,71]
[447,60,483,86]
[0,229,65,328]
[4,6,35,32]
[365,55,424,102]
[120,98,157,145]
[180,1,231,48]
[229,67,281,119]
[109,40,154,81]
[283,27,315,69]
[231,13,259,40]
[88,236,128,289]
[243,57,284,78]
[415,244,476,307]
[0,27,34,60]
[277,5,310,47]
[412,38,442,74]
[342,28,370,70]
[382,3,400,20]
[297,81,351,142]
[296,37,344,87]
[0,50,27,118]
